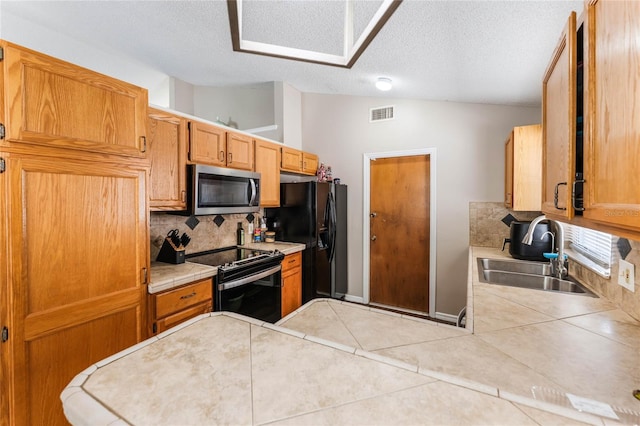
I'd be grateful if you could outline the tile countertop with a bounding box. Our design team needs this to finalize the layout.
[468,246,640,418]
[148,241,305,294]
[60,312,607,426]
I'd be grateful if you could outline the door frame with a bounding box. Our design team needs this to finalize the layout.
[363,148,437,316]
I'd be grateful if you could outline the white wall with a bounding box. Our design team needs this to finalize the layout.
[170,77,195,115]
[0,8,171,106]
[193,82,276,136]
[301,94,540,315]
[282,82,303,149]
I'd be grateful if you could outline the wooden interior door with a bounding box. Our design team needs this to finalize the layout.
[370,155,430,313]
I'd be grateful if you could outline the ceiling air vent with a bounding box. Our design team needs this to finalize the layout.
[370,105,394,123]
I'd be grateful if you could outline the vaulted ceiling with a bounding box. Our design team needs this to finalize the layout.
[1,0,583,106]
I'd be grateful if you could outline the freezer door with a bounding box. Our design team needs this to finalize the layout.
[332,184,348,298]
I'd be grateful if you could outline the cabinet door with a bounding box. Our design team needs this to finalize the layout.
[226,131,254,170]
[255,139,281,207]
[541,12,577,220]
[281,252,302,318]
[1,153,148,425]
[302,152,319,175]
[148,108,187,210]
[281,146,302,172]
[583,1,640,232]
[504,133,514,208]
[189,121,226,166]
[1,41,148,158]
[512,125,542,211]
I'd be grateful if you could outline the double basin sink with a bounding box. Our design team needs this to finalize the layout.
[477,257,597,297]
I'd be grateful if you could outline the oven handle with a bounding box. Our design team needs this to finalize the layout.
[217,265,281,291]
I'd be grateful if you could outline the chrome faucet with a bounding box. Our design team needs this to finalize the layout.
[521,215,568,279]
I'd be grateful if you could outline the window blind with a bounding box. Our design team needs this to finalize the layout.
[563,223,613,268]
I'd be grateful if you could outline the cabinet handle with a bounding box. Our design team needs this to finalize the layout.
[572,179,585,212]
[181,190,186,202]
[554,182,567,211]
[288,259,296,264]
[180,292,196,300]
[219,151,225,162]
[228,152,233,164]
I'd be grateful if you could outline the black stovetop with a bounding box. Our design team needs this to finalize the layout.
[186,246,276,268]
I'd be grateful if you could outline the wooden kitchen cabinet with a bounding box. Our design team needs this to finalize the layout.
[189,120,227,166]
[255,138,281,207]
[148,108,188,210]
[281,146,319,175]
[0,40,148,159]
[281,251,302,318]
[226,131,254,170]
[150,278,213,335]
[581,0,640,233]
[504,124,542,211]
[541,12,577,221]
[302,152,319,175]
[0,153,149,425]
[188,120,254,170]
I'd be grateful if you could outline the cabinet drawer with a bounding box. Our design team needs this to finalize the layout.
[156,301,212,334]
[282,252,302,273]
[155,278,213,319]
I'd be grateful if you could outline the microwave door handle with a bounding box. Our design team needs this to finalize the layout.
[249,179,257,205]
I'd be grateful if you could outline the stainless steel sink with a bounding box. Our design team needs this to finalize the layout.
[477,258,597,297]
[477,258,552,276]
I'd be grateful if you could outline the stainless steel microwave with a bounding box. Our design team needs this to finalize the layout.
[187,164,260,215]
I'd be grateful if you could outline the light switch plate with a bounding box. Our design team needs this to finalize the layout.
[618,259,635,292]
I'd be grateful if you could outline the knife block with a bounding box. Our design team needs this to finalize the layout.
[156,237,185,264]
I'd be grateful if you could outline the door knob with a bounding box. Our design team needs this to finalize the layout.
[371,235,377,241]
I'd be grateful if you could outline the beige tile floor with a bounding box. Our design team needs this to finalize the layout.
[277,299,640,424]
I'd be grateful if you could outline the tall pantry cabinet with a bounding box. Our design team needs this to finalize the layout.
[0,41,150,425]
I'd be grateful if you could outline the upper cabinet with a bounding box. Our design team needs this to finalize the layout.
[541,12,577,221]
[254,138,281,207]
[0,41,148,158]
[302,151,319,175]
[541,3,640,238]
[188,120,254,170]
[148,108,187,210]
[582,0,640,233]
[504,124,542,211]
[281,146,318,175]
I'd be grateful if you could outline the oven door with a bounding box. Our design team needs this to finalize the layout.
[216,265,282,323]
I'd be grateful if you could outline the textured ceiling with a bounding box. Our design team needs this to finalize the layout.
[1,0,584,106]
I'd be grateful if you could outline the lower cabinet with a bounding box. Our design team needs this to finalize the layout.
[281,252,303,318]
[150,278,213,334]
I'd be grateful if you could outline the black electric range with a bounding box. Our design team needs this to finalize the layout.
[186,246,285,322]
[187,246,284,282]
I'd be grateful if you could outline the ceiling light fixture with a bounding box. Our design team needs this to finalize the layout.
[375,77,392,91]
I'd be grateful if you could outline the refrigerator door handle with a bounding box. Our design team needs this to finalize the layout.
[327,191,337,262]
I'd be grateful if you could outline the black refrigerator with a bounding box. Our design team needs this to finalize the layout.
[265,181,347,303]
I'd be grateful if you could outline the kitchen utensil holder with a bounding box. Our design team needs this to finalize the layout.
[156,237,185,264]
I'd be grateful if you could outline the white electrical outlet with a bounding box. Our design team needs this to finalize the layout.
[618,259,635,292]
